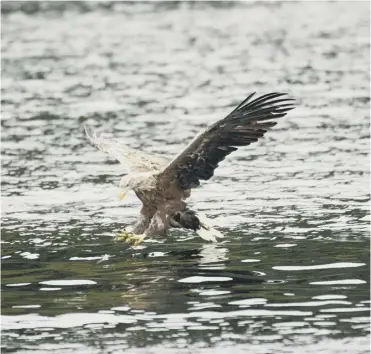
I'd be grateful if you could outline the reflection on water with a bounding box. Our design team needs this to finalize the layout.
[1,1,370,353]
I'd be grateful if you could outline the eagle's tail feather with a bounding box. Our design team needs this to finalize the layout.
[196,212,224,242]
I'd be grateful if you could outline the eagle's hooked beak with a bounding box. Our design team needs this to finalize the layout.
[119,185,130,201]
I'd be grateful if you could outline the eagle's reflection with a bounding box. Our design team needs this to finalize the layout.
[197,243,229,268]
[167,243,228,268]
[118,243,263,312]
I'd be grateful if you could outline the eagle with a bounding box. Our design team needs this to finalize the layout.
[85,92,295,245]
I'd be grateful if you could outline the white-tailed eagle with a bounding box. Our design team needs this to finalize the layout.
[85,92,295,245]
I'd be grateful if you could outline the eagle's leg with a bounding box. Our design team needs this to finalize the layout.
[128,216,151,234]
[144,208,169,236]
[117,206,153,244]
[118,209,168,245]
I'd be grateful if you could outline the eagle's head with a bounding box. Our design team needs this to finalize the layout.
[118,172,154,200]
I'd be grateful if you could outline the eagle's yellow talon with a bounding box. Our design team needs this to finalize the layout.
[127,234,145,246]
[117,231,131,241]
[117,231,145,245]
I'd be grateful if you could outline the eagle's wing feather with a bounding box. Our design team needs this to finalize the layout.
[85,126,169,172]
[158,92,295,190]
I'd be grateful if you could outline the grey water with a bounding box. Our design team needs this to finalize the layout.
[1,1,370,353]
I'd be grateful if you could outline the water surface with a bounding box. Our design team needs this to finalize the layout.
[1,2,370,353]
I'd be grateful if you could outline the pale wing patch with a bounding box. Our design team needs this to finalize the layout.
[84,125,169,172]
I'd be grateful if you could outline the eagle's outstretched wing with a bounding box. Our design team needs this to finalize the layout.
[158,92,296,190]
[84,126,169,172]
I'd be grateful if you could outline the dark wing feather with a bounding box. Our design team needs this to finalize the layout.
[158,92,296,191]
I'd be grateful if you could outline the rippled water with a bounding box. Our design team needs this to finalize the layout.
[1,2,370,353]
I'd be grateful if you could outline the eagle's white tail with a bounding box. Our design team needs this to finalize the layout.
[196,213,224,242]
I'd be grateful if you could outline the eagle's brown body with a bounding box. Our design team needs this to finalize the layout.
[129,171,192,236]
